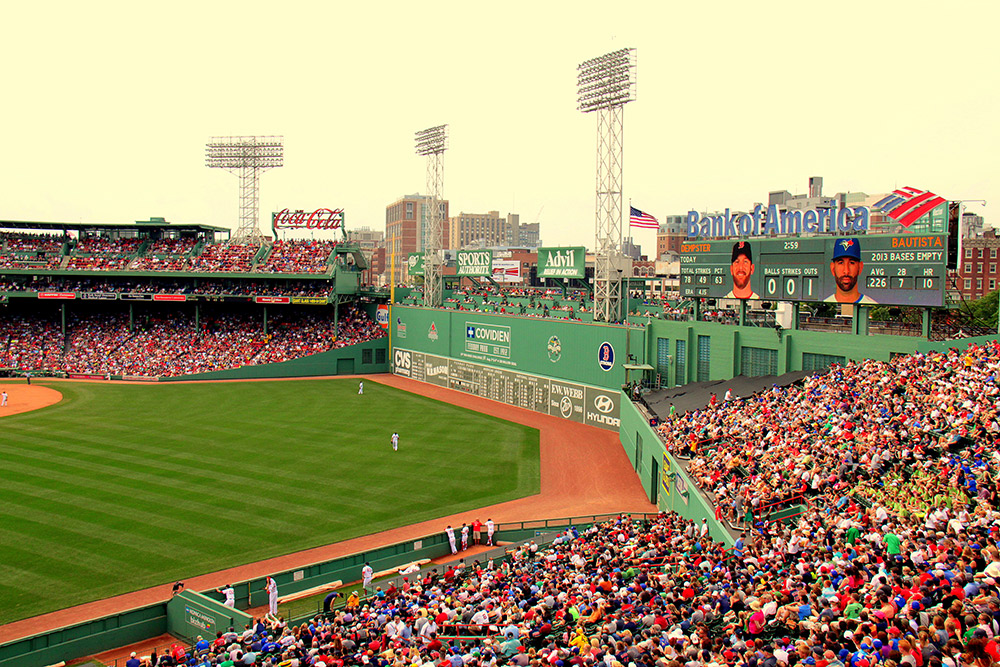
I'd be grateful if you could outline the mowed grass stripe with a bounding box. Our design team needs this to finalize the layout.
[0,379,539,624]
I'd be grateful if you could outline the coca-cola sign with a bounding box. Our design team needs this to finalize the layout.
[272,208,344,231]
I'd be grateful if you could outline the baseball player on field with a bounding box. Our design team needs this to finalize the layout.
[264,576,278,615]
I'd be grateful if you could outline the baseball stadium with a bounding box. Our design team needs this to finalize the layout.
[2,179,1000,667]
[3,45,999,667]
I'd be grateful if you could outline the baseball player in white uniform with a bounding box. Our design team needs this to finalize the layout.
[391,432,399,451]
[265,576,278,615]
[359,380,364,395]
[361,562,374,592]
[445,525,458,554]
[218,585,235,608]
[1,390,7,407]
[461,523,469,551]
[486,518,495,546]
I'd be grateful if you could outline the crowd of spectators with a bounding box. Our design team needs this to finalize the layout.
[2,307,385,377]
[130,477,1000,667]
[0,276,332,298]
[187,243,260,273]
[0,232,65,268]
[258,240,339,274]
[65,236,143,270]
[130,238,198,271]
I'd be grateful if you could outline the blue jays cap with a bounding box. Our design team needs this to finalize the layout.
[832,238,861,261]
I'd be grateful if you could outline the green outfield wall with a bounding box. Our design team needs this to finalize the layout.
[389,306,643,431]
[389,306,639,388]
[163,339,389,381]
[642,319,949,386]
[618,391,733,546]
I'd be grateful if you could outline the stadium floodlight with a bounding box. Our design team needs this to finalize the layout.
[577,48,636,323]
[205,136,284,244]
[414,125,448,308]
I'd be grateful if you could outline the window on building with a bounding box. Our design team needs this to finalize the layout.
[991,279,997,291]
[965,263,972,273]
[992,248,997,258]
[991,264,997,274]
[978,279,983,289]
[802,353,845,372]
[965,279,972,289]
[406,202,414,219]
[966,248,973,258]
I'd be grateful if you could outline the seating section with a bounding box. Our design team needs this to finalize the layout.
[187,243,260,273]
[129,238,197,271]
[3,307,385,377]
[65,236,142,271]
[258,240,339,274]
[0,232,65,269]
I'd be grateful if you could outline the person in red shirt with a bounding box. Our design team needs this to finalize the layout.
[473,519,483,545]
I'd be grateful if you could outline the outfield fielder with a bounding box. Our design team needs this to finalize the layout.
[391,432,399,452]
[1,390,7,407]
[359,380,364,395]
[264,576,278,615]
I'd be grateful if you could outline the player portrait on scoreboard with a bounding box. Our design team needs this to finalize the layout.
[824,237,877,304]
[725,240,760,299]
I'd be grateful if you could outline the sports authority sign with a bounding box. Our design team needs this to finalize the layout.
[271,208,345,236]
[456,250,492,277]
[537,246,586,279]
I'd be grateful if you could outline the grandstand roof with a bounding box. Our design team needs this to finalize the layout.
[0,219,230,234]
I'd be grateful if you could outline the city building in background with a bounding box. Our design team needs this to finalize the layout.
[656,215,687,258]
[448,210,519,249]
[385,194,449,282]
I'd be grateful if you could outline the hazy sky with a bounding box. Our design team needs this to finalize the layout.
[2,1,996,250]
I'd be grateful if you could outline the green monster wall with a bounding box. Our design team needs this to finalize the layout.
[389,306,637,389]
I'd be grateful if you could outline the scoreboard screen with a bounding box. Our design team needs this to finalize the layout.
[679,234,947,307]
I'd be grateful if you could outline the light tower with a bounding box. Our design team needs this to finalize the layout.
[205,136,284,244]
[577,48,636,323]
[415,125,448,308]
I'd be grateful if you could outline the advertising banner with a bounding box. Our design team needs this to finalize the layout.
[254,296,291,304]
[407,253,424,277]
[120,293,153,301]
[376,304,390,329]
[491,259,521,283]
[291,296,328,305]
[456,250,493,277]
[537,246,586,279]
[154,294,187,302]
[679,233,947,307]
[38,292,76,300]
[391,346,620,431]
[80,292,117,301]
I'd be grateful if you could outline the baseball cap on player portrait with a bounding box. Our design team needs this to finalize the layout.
[832,238,862,261]
[731,241,752,263]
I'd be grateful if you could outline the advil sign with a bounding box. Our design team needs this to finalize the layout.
[538,246,585,279]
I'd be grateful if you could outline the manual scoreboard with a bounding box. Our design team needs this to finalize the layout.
[679,234,947,307]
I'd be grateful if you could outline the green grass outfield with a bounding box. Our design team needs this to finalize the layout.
[0,378,540,625]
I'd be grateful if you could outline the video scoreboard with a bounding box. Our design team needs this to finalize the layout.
[679,234,947,307]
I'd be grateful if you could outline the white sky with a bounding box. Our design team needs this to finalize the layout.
[2,0,996,250]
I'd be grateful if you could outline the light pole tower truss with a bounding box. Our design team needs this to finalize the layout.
[577,48,636,323]
[205,136,284,244]
[415,125,448,308]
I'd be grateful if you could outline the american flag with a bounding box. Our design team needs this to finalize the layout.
[873,187,946,228]
[629,206,659,229]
